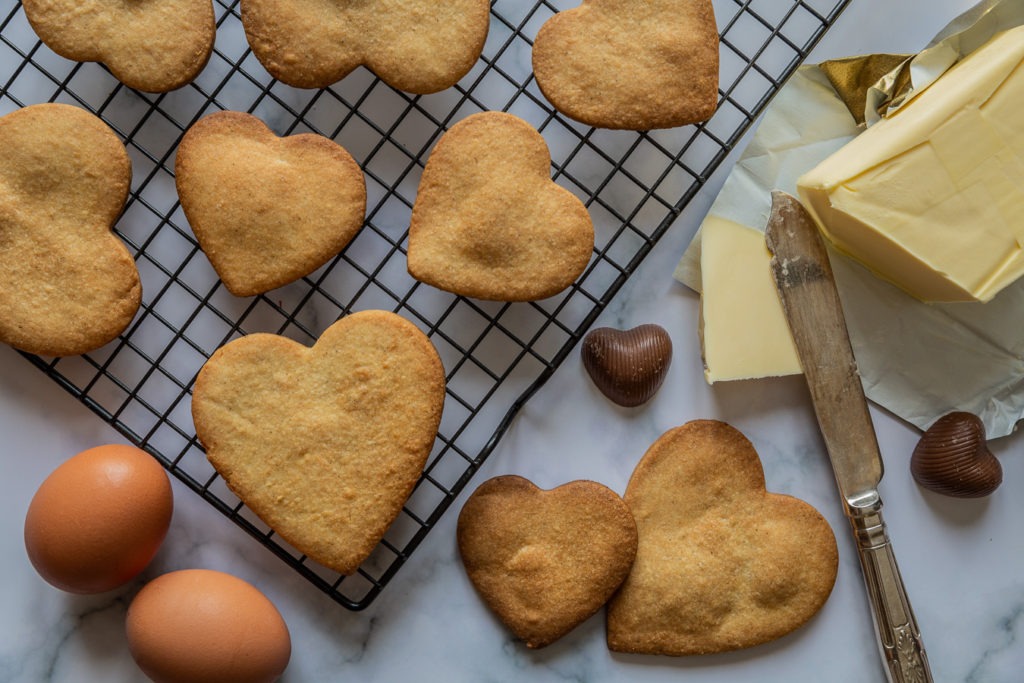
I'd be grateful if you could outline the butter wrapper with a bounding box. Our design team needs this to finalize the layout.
[675,0,1024,437]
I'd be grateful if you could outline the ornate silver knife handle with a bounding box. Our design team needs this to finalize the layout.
[765,192,932,680]
[849,499,933,683]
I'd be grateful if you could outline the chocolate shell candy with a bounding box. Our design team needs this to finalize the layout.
[910,412,1002,498]
[581,324,672,407]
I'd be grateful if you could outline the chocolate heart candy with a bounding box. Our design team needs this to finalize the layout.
[581,324,672,407]
[911,412,1002,498]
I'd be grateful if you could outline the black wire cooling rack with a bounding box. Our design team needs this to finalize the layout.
[0,0,851,608]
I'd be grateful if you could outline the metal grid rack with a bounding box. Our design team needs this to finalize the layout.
[0,0,851,609]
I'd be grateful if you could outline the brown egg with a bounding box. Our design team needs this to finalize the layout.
[127,569,291,683]
[24,444,173,593]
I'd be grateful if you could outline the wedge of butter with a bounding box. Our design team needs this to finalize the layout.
[700,216,802,383]
[798,26,1024,303]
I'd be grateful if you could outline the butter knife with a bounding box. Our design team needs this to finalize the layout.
[764,191,932,683]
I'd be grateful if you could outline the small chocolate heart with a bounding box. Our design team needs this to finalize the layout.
[581,324,672,407]
[911,412,1002,498]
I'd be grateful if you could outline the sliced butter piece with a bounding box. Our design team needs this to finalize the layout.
[797,26,1024,303]
[699,216,802,383]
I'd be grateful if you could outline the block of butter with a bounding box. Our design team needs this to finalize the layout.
[700,216,802,383]
[798,26,1024,303]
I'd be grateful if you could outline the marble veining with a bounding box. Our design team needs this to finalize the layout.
[2,0,1022,682]
[963,594,1024,683]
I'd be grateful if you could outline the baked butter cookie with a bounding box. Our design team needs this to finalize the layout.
[241,0,490,92]
[458,476,637,648]
[175,111,367,297]
[532,0,719,130]
[0,104,141,357]
[191,310,445,575]
[607,420,838,655]
[407,112,594,301]
[23,0,215,92]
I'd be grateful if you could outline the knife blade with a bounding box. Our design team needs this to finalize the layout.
[764,191,932,683]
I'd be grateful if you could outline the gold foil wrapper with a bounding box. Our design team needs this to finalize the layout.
[819,54,911,125]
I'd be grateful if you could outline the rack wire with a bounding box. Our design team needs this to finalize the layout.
[0,0,851,608]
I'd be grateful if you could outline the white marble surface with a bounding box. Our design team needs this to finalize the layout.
[3,1,1023,682]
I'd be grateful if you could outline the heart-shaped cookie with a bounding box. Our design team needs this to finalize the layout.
[911,412,1002,498]
[191,310,445,575]
[582,324,672,407]
[241,0,490,92]
[607,420,838,655]
[0,104,141,357]
[458,476,637,648]
[23,0,214,92]
[532,0,719,130]
[175,111,367,297]
[407,112,595,301]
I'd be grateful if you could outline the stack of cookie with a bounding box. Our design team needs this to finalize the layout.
[4,0,721,356]
[458,421,839,656]
[2,0,726,613]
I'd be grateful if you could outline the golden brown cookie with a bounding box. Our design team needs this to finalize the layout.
[241,0,490,92]
[23,0,215,93]
[0,104,140,357]
[457,475,637,648]
[532,0,720,130]
[607,420,838,655]
[407,112,594,301]
[191,310,445,575]
[175,111,367,297]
